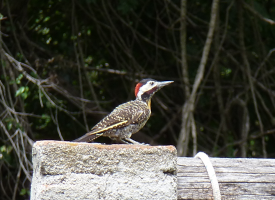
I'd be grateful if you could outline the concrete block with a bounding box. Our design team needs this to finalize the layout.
[31,141,177,200]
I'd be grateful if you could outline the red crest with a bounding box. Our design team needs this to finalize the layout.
[135,83,142,97]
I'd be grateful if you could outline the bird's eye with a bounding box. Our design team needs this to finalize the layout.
[150,81,154,85]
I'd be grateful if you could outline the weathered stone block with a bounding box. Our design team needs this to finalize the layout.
[31,141,177,200]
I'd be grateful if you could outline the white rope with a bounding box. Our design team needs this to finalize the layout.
[195,152,221,200]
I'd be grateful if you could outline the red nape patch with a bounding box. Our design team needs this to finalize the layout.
[135,83,142,97]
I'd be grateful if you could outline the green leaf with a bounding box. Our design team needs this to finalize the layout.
[15,86,25,97]
[43,16,50,22]
[7,122,12,130]
[0,145,12,154]
[21,92,28,99]
[20,188,27,196]
[0,145,6,152]
[16,74,23,84]
[46,101,55,108]
[6,146,12,154]
[41,114,50,119]
[25,86,29,92]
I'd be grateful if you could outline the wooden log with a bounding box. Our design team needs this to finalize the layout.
[177,157,275,200]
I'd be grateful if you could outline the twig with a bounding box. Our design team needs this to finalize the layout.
[0,123,32,181]
[238,0,266,157]
[243,2,275,25]
[177,0,220,156]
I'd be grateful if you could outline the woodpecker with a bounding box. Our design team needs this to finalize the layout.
[73,78,173,144]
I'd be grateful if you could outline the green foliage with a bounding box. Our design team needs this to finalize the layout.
[0,145,13,165]
[15,86,29,99]
[36,114,51,129]
[20,188,30,196]
[220,67,232,77]
[16,74,23,84]
[4,117,14,130]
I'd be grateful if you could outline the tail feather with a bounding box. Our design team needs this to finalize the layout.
[73,133,101,142]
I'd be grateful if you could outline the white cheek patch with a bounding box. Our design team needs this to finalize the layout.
[137,83,155,100]
[137,90,142,100]
[137,87,145,100]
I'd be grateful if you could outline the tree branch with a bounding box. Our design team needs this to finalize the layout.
[177,0,219,156]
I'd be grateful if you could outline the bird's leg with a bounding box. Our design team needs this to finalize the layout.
[124,138,147,145]
[111,137,148,145]
[109,137,130,144]
[119,139,131,144]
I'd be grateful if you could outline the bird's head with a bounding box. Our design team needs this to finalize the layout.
[135,78,174,104]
